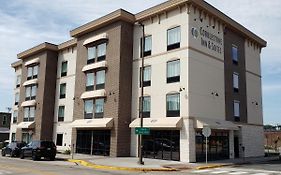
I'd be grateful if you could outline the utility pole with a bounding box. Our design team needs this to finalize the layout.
[136,22,145,165]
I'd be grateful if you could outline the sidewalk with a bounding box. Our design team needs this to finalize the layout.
[56,153,279,171]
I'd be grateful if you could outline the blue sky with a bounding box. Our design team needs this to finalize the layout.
[0,0,280,125]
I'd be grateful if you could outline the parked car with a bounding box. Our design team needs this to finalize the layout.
[20,141,56,161]
[1,142,26,157]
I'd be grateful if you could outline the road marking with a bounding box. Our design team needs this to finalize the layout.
[210,170,230,174]
[193,169,213,173]
[228,172,248,175]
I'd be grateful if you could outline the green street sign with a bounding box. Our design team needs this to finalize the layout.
[135,127,150,135]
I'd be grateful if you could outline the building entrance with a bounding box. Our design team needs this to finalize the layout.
[76,130,110,156]
[142,130,180,161]
[196,130,229,162]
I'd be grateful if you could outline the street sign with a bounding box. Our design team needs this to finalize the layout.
[135,127,150,135]
[202,126,211,137]
[202,126,211,164]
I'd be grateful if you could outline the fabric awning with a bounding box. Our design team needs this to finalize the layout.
[21,100,36,107]
[71,118,113,128]
[23,79,38,86]
[194,117,239,130]
[17,122,35,129]
[129,117,183,128]
[83,33,108,45]
[25,58,40,66]
[80,89,106,99]
[0,127,10,134]
[82,61,107,72]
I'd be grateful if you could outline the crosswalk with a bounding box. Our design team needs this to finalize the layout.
[0,170,12,175]
[190,167,281,175]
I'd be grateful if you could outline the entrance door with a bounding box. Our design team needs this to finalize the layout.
[76,130,110,156]
[234,136,239,158]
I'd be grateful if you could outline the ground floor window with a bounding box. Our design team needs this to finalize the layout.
[76,130,110,156]
[143,130,180,161]
[56,134,63,146]
[196,130,229,162]
[22,133,32,144]
[11,133,16,141]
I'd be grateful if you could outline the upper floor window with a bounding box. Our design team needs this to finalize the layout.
[233,72,239,93]
[15,93,19,105]
[27,65,38,80]
[167,93,180,117]
[58,106,65,122]
[61,61,68,77]
[140,66,151,87]
[13,111,18,123]
[85,70,105,91]
[59,83,66,99]
[87,43,107,64]
[167,60,180,83]
[16,75,21,88]
[232,45,238,64]
[167,26,181,51]
[25,85,37,101]
[84,98,104,119]
[233,100,240,121]
[140,96,150,118]
[141,35,152,57]
[2,115,7,126]
[24,106,35,122]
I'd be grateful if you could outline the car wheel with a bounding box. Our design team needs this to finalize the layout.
[49,156,55,161]
[32,152,38,161]
[20,151,24,159]
[1,150,5,157]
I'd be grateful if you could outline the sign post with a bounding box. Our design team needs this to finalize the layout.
[202,126,211,164]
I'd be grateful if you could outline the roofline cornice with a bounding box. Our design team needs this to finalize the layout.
[17,42,58,59]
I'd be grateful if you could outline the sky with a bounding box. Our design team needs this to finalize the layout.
[0,0,280,125]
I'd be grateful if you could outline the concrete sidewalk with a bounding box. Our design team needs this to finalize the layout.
[56,153,280,171]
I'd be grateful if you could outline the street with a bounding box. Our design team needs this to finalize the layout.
[0,155,280,175]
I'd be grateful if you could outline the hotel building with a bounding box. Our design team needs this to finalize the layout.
[10,0,266,162]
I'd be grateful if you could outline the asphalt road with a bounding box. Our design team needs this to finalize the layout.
[0,155,280,175]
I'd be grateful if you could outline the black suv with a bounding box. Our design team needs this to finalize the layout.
[20,141,56,161]
[1,142,26,157]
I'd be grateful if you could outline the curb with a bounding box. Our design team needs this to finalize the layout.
[195,163,232,170]
[67,159,177,172]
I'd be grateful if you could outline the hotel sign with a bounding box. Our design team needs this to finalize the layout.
[191,27,223,54]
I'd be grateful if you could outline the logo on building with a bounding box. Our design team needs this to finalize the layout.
[191,27,199,39]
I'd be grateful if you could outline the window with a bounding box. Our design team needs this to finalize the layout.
[87,43,107,64]
[58,106,65,122]
[27,65,38,80]
[2,115,7,126]
[140,66,151,87]
[11,133,16,142]
[96,70,105,90]
[167,26,181,51]
[95,98,104,118]
[56,134,63,146]
[84,99,94,119]
[16,75,21,88]
[25,85,37,101]
[140,96,150,118]
[232,45,238,64]
[167,60,180,83]
[15,93,19,105]
[22,133,32,144]
[13,111,18,123]
[141,35,152,57]
[24,106,35,122]
[167,93,180,117]
[233,100,240,121]
[86,72,95,91]
[84,98,105,119]
[233,72,239,92]
[61,61,68,77]
[59,83,66,99]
